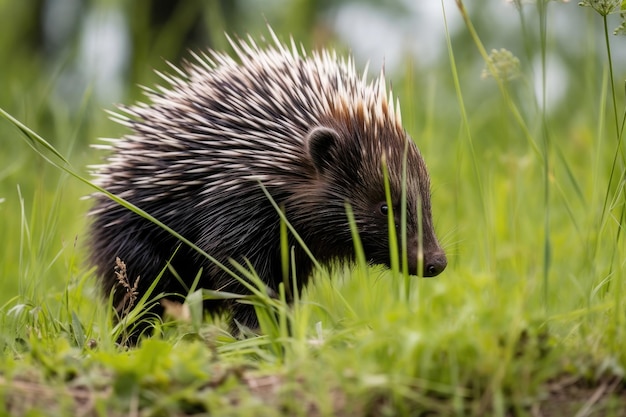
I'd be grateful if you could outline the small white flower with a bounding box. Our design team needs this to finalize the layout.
[482,48,522,81]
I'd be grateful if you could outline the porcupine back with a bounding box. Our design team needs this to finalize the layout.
[89,30,447,334]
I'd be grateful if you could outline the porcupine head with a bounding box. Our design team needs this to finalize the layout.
[277,48,447,279]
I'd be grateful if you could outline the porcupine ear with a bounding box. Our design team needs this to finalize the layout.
[306,126,341,175]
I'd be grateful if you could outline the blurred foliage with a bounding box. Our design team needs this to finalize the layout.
[0,0,624,310]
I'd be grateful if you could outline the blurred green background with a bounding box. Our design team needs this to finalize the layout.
[0,0,624,315]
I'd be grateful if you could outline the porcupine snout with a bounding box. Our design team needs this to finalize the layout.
[405,229,447,277]
[424,249,447,277]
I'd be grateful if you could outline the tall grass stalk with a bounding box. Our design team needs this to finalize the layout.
[536,0,552,313]
[454,0,556,310]
[581,1,626,350]
[442,1,492,271]
[598,10,626,243]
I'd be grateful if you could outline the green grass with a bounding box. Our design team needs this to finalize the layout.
[1,0,626,415]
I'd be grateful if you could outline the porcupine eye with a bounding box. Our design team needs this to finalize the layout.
[377,202,400,229]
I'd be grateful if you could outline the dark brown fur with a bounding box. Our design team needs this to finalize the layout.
[89,36,446,338]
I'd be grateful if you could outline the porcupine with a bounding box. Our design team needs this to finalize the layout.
[89,30,447,336]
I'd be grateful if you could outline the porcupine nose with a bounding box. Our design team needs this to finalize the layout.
[424,250,447,277]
